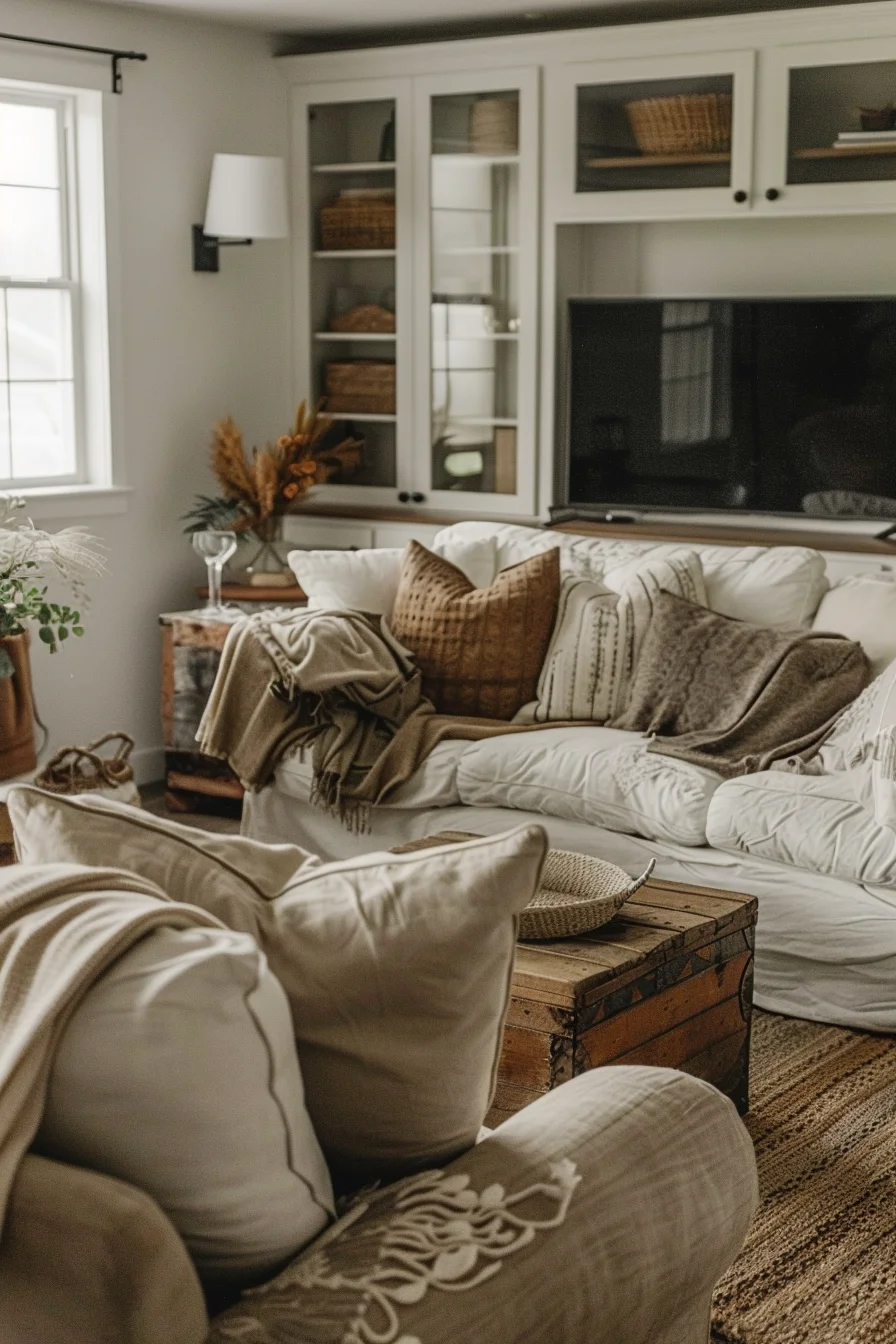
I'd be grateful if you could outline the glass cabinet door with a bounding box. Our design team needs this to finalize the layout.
[293,79,414,506]
[415,69,538,514]
[545,51,755,220]
[761,38,896,212]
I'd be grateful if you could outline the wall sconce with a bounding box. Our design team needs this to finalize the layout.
[192,153,288,273]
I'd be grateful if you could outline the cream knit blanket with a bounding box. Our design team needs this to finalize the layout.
[0,862,223,1234]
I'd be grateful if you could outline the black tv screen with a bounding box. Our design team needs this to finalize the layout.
[566,297,896,520]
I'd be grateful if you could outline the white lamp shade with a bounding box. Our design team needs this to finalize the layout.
[203,154,289,240]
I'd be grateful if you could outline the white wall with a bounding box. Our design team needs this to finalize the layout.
[3,0,289,781]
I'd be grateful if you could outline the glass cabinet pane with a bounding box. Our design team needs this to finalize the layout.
[429,91,520,495]
[576,74,734,193]
[309,98,398,489]
[787,60,896,186]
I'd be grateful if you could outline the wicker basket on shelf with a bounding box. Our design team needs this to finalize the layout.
[325,361,396,415]
[329,303,396,334]
[320,197,395,250]
[469,97,519,154]
[625,92,732,155]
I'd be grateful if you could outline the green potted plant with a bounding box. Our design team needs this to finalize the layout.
[0,496,104,780]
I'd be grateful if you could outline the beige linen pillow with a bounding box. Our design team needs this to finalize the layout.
[8,787,548,1188]
[7,788,319,939]
[527,552,707,723]
[39,924,334,1287]
[390,541,561,719]
[256,824,548,1184]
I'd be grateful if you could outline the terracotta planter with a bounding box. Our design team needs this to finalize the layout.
[0,633,37,780]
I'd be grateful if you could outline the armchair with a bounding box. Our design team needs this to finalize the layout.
[1,1067,756,1344]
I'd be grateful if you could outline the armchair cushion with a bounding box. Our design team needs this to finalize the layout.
[208,1067,758,1344]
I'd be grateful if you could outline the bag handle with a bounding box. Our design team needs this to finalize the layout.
[35,732,136,793]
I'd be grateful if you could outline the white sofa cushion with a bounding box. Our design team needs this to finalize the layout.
[526,553,706,724]
[433,522,829,629]
[812,574,896,676]
[276,738,467,809]
[456,726,722,847]
[706,769,896,886]
[288,537,496,618]
[38,924,334,1286]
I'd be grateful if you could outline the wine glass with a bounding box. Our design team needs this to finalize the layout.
[192,530,238,614]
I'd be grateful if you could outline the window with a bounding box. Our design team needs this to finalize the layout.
[0,86,106,491]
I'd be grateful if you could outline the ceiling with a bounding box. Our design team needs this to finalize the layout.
[87,0,859,45]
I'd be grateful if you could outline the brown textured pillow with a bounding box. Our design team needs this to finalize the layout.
[390,541,560,719]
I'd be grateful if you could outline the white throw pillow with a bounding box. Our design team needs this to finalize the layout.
[432,522,828,629]
[288,537,497,619]
[812,574,896,676]
[456,725,722,847]
[9,787,547,1186]
[288,548,402,616]
[7,788,319,940]
[526,552,706,724]
[38,924,334,1286]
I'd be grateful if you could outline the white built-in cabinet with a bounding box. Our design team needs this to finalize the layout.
[284,2,896,529]
[546,34,896,221]
[292,68,539,517]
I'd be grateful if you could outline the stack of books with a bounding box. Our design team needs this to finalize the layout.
[833,129,896,148]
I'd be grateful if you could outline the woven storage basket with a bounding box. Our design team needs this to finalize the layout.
[625,92,732,155]
[470,97,519,154]
[320,198,395,250]
[329,303,396,335]
[33,731,141,807]
[325,360,396,415]
[389,831,655,940]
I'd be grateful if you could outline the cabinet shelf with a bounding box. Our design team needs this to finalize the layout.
[313,249,397,259]
[312,160,396,173]
[585,151,731,168]
[435,246,519,255]
[447,416,518,427]
[794,143,896,160]
[328,412,397,423]
[314,331,397,341]
[433,153,520,167]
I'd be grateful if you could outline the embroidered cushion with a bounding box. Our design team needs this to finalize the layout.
[37,924,334,1287]
[390,541,561,719]
[525,553,706,724]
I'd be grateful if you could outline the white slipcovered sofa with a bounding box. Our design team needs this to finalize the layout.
[248,521,896,1035]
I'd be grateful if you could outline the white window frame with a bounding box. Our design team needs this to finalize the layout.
[0,61,117,515]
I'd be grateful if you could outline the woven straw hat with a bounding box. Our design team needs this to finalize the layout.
[389,831,654,941]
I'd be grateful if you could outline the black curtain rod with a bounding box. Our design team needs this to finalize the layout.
[0,32,147,94]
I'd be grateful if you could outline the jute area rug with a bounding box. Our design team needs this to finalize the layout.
[711,1009,896,1344]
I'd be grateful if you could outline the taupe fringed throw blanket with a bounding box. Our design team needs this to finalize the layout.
[0,863,220,1236]
[611,590,871,778]
[196,608,546,829]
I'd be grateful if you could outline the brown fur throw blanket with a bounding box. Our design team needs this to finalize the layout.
[611,590,871,778]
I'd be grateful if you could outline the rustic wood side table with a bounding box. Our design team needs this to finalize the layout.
[488,876,756,1124]
[159,587,305,813]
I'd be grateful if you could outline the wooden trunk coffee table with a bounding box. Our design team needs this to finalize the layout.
[488,875,756,1125]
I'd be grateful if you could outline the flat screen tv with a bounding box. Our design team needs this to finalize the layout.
[565,297,896,521]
